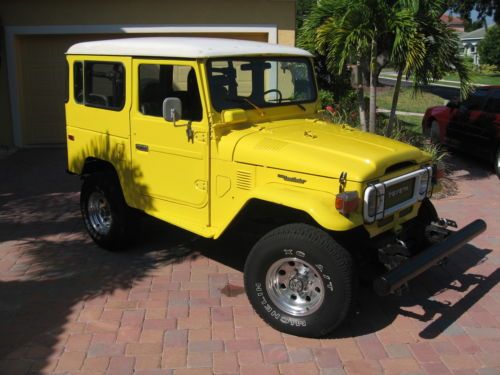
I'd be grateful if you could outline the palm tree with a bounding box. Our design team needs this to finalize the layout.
[299,0,401,133]
[386,0,472,136]
[298,0,471,136]
[298,0,375,131]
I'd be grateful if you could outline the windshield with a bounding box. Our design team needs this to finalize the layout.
[207,57,316,112]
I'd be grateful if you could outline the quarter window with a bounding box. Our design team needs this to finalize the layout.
[74,62,83,104]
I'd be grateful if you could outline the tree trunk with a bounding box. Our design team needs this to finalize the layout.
[386,69,403,137]
[369,36,377,133]
[353,63,368,131]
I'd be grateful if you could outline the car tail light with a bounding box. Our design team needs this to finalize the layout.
[335,191,359,215]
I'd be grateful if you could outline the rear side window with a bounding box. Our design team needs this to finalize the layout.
[73,61,125,110]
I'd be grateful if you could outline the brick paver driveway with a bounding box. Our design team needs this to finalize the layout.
[0,149,498,375]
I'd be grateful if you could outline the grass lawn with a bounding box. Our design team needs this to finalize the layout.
[377,113,424,135]
[442,72,500,85]
[381,69,500,86]
[376,87,446,114]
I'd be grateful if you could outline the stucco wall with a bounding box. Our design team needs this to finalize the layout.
[0,0,296,146]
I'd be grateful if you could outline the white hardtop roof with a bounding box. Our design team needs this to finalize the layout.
[66,37,313,58]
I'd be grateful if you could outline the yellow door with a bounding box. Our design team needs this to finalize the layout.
[130,59,209,228]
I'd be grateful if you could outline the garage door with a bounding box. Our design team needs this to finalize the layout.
[18,32,269,145]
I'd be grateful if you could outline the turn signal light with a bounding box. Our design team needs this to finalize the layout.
[335,191,359,215]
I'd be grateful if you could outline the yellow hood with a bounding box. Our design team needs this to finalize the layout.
[231,119,430,182]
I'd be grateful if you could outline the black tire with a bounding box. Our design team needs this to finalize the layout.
[80,172,136,251]
[244,223,355,337]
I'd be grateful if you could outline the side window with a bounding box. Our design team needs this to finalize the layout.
[485,90,500,115]
[84,62,125,110]
[139,64,202,122]
[74,62,83,103]
[462,89,489,111]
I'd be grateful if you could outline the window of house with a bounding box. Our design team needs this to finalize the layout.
[139,64,202,121]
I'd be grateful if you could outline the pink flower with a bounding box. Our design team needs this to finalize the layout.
[326,105,336,114]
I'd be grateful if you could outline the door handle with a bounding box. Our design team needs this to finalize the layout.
[135,144,149,152]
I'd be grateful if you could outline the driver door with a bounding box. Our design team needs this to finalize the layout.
[130,59,209,228]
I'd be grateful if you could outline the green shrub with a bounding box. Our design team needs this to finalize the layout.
[479,64,500,74]
[318,89,335,108]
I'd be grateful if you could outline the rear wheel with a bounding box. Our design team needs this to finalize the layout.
[244,223,355,337]
[81,172,136,251]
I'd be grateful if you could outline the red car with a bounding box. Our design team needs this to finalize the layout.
[422,86,500,176]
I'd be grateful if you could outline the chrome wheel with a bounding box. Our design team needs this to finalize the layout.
[266,257,325,316]
[87,191,112,235]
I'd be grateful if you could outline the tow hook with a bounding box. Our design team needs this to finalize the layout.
[439,218,457,228]
[426,218,457,244]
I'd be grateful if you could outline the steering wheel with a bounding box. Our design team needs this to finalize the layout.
[263,89,283,104]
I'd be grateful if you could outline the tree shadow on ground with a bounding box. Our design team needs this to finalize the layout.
[445,150,496,181]
[0,147,200,374]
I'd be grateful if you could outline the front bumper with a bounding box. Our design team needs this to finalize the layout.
[373,219,487,296]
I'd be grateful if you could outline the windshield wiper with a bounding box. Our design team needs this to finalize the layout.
[275,98,306,111]
[227,97,265,117]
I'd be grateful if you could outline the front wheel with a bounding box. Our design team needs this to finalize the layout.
[244,223,355,337]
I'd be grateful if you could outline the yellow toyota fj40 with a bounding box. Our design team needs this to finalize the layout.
[65,37,486,337]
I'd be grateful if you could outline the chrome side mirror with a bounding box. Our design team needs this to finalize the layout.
[162,97,182,125]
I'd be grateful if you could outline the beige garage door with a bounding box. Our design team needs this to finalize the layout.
[18,32,269,145]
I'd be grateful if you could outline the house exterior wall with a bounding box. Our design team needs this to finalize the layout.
[0,0,296,146]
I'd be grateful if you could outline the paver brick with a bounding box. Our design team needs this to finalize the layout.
[126,342,162,356]
[262,344,289,364]
[213,351,238,374]
[187,351,212,368]
[55,351,86,372]
[237,350,264,365]
[162,347,187,368]
[379,357,421,374]
[188,340,224,353]
[279,361,319,375]
[108,356,135,375]
[314,347,342,368]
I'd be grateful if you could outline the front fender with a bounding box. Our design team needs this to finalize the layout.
[251,183,363,232]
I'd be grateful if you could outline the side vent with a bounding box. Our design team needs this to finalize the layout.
[236,170,254,190]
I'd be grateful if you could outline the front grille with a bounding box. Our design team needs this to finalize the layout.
[363,167,432,223]
[384,178,415,209]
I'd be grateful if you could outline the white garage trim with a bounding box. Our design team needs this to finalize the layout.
[5,24,278,147]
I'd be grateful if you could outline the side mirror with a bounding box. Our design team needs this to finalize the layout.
[446,100,459,109]
[162,97,182,124]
